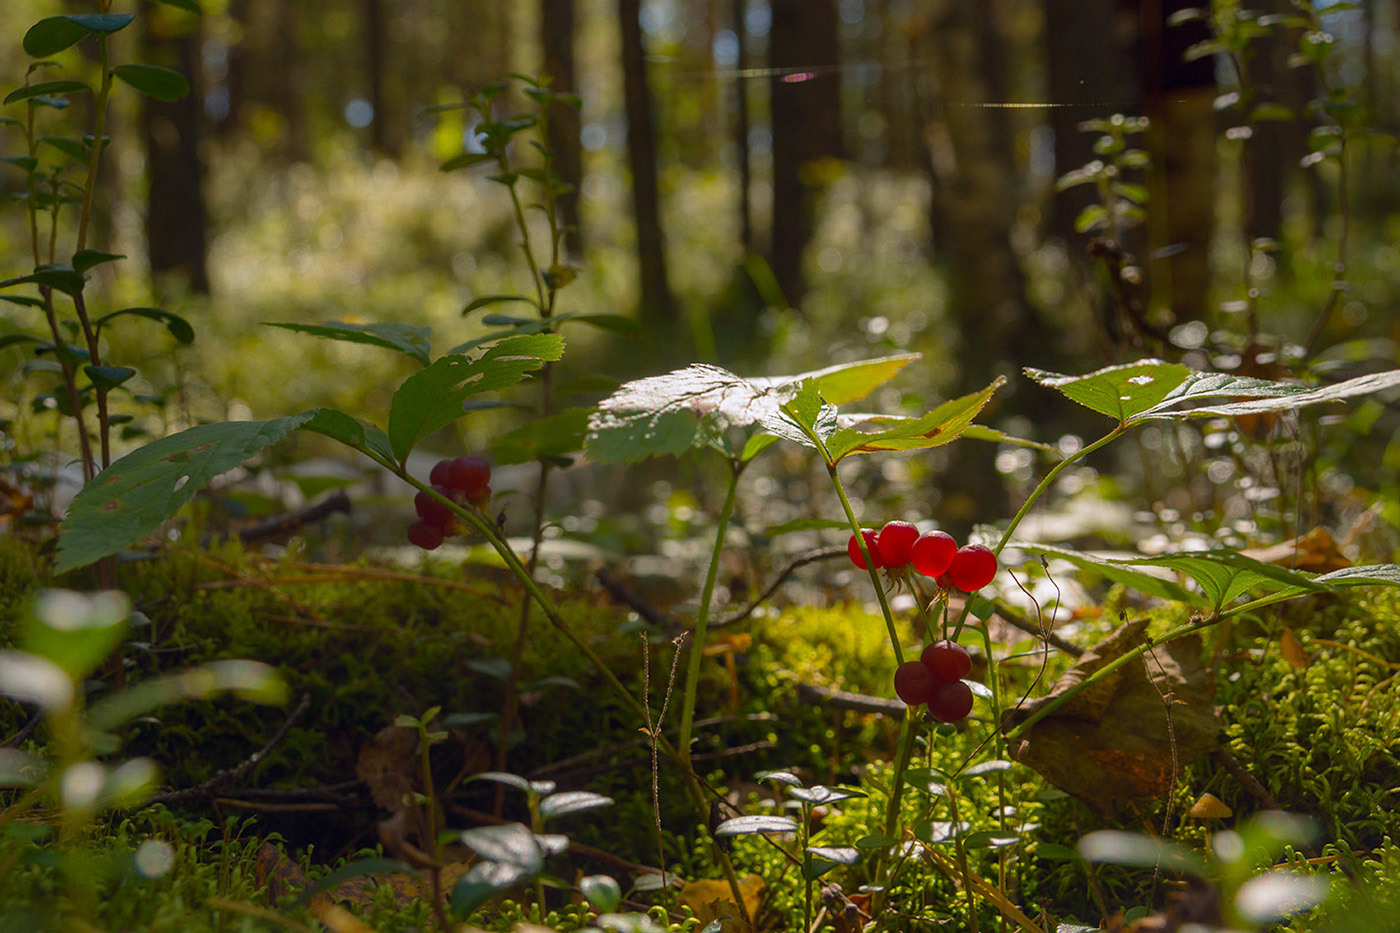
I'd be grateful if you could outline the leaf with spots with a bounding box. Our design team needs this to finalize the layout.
[54,413,314,573]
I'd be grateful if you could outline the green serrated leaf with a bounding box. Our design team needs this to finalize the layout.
[54,414,313,573]
[111,64,190,102]
[386,335,563,462]
[94,307,195,344]
[493,407,590,465]
[1026,359,1192,423]
[1008,541,1207,606]
[1137,368,1400,421]
[1122,550,1327,611]
[266,320,432,365]
[825,377,1005,461]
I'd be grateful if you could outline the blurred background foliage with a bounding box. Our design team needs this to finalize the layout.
[2,0,1398,550]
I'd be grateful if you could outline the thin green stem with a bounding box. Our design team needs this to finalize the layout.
[825,459,904,665]
[994,426,1126,557]
[76,35,113,254]
[678,459,743,771]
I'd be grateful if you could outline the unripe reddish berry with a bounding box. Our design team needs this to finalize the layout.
[893,661,938,706]
[921,640,971,683]
[429,458,453,487]
[407,519,446,550]
[446,456,491,498]
[927,679,974,723]
[911,531,957,579]
[415,485,455,527]
[847,529,883,570]
[949,544,997,592]
[876,520,919,568]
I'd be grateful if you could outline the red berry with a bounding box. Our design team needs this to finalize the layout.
[934,571,953,589]
[415,485,455,527]
[847,529,883,570]
[446,456,491,497]
[949,544,997,592]
[430,459,453,487]
[877,521,919,568]
[911,531,957,579]
[927,679,974,723]
[921,640,971,682]
[407,519,446,550]
[893,661,939,706]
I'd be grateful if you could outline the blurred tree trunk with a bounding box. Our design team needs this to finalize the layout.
[1140,0,1216,324]
[1243,0,1311,245]
[1044,0,1138,241]
[143,10,210,295]
[270,0,308,160]
[915,0,1055,530]
[618,0,676,327]
[541,0,583,256]
[768,0,842,306]
[220,0,247,139]
[732,0,753,254]
[363,0,401,156]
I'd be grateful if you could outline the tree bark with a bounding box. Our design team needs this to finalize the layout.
[143,11,209,295]
[767,0,842,307]
[618,0,676,327]
[541,0,583,256]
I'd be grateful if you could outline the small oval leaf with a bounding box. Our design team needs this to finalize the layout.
[713,815,798,836]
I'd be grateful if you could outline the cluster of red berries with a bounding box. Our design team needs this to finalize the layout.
[407,456,492,550]
[848,521,997,593]
[895,640,974,722]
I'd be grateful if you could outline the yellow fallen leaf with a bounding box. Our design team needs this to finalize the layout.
[1280,627,1310,670]
[679,873,765,929]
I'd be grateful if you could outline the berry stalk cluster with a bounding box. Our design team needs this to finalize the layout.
[408,456,493,550]
[850,521,999,724]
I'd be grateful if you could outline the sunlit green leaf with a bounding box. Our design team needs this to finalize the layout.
[266,320,432,365]
[713,815,798,836]
[1025,359,1191,423]
[55,414,314,573]
[539,790,614,820]
[824,377,1004,461]
[1078,830,1208,877]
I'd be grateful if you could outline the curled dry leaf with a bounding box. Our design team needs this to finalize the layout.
[355,724,419,813]
[1001,618,1222,816]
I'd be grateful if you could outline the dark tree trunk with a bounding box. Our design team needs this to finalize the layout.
[618,0,676,327]
[767,0,842,307]
[916,0,1054,531]
[143,13,209,295]
[363,0,400,156]
[541,0,583,256]
[1140,0,1216,323]
[1044,0,1139,241]
[732,0,753,254]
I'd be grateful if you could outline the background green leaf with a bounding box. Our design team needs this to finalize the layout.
[266,320,433,365]
[111,64,191,102]
[55,414,313,573]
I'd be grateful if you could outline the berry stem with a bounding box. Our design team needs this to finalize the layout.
[993,425,1126,557]
[824,459,905,666]
[677,458,744,774]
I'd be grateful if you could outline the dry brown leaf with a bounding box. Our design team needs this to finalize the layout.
[1001,618,1222,816]
[253,840,313,905]
[356,724,420,812]
[1240,526,1351,575]
[1280,627,1311,670]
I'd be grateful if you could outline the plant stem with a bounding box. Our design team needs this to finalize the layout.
[677,459,742,772]
[994,426,1126,557]
[824,459,904,665]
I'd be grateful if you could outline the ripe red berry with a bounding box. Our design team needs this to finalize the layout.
[911,531,957,579]
[949,544,997,592]
[893,661,939,706]
[847,529,883,570]
[446,456,491,498]
[429,458,453,487]
[415,485,455,527]
[407,519,446,550]
[876,521,919,568]
[921,640,971,683]
[927,679,974,723]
